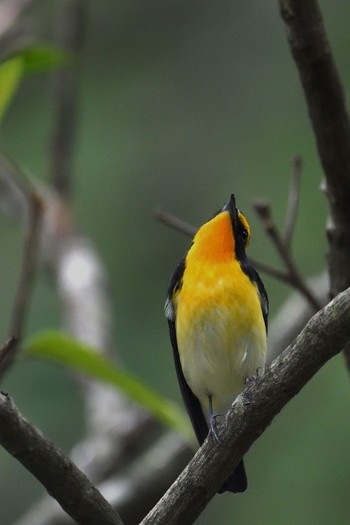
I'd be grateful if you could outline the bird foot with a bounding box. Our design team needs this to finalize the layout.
[245,366,264,385]
[209,413,223,445]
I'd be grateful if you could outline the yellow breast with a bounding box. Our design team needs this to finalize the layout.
[174,256,266,420]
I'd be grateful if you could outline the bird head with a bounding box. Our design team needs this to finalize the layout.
[188,194,251,263]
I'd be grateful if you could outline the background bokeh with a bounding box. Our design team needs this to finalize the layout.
[0,1,349,523]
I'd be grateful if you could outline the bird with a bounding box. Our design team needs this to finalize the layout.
[165,194,268,493]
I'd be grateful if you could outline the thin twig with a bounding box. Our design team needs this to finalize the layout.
[8,193,42,339]
[156,194,322,308]
[284,155,302,245]
[155,208,197,237]
[0,158,43,373]
[249,258,291,285]
[155,208,297,285]
[0,336,18,367]
[50,0,86,199]
[253,199,322,311]
[0,392,124,525]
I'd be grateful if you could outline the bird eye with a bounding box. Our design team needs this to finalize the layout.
[241,229,248,243]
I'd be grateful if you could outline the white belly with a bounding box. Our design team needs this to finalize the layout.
[177,305,266,421]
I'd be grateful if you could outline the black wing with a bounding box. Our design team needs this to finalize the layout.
[252,268,269,332]
[240,259,269,332]
[165,258,209,445]
[167,319,209,444]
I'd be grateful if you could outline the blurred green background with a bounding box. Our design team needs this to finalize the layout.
[0,1,349,523]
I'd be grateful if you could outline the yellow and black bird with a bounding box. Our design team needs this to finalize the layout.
[165,194,268,493]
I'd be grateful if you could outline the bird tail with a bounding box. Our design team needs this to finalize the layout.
[218,459,247,494]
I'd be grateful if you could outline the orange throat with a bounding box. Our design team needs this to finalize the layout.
[188,211,235,263]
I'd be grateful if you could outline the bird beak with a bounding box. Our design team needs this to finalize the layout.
[223,194,237,228]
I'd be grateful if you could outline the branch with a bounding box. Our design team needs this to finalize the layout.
[0,392,124,525]
[154,209,197,238]
[155,208,291,283]
[253,199,322,311]
[141,286,350,525]
[278,0,350,368]
[13,431,192,525]
[279,0,350,296]
[155,168,318,304]
[0,156,43,371]
[50,0,86,199]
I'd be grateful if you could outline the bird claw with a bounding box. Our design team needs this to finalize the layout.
[209,413,223,445]
[208,394,223,445]
[245,366,263,385]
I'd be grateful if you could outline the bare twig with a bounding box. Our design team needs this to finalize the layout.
[0,392,124,525]
[248,259,291,285]
[0,336,18,367]
[141,286,350,525]
[253,199,322,311]
[8,192,41,339]
[156,196,321,304]
[155,208,197,238]
[155,207,294,283]
[284,155,302,245]
[279,0,350,368]
[279,0,350,296]
[0,152,35,223]
[50,0,86,199]
[0,157,43,373]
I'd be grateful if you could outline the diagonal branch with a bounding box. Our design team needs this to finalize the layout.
[278,0,350,369]
[0,155,43,372]
[141,285,350,525]
[0,392,124,525]
[279,0,350,296]
[155,208,292,283]
[155,187,322,309]
[253,199,322,311]
[154,209,197,238]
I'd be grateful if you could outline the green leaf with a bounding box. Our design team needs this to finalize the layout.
[0,44,69,122]
[18,44,69,74]
[0,57,24,122]
[25,330,194,443]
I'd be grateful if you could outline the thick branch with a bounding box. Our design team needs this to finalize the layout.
[141,286,350,525]
[279,0,350,296]
[0,393,124,525]
[13,432,192,525]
